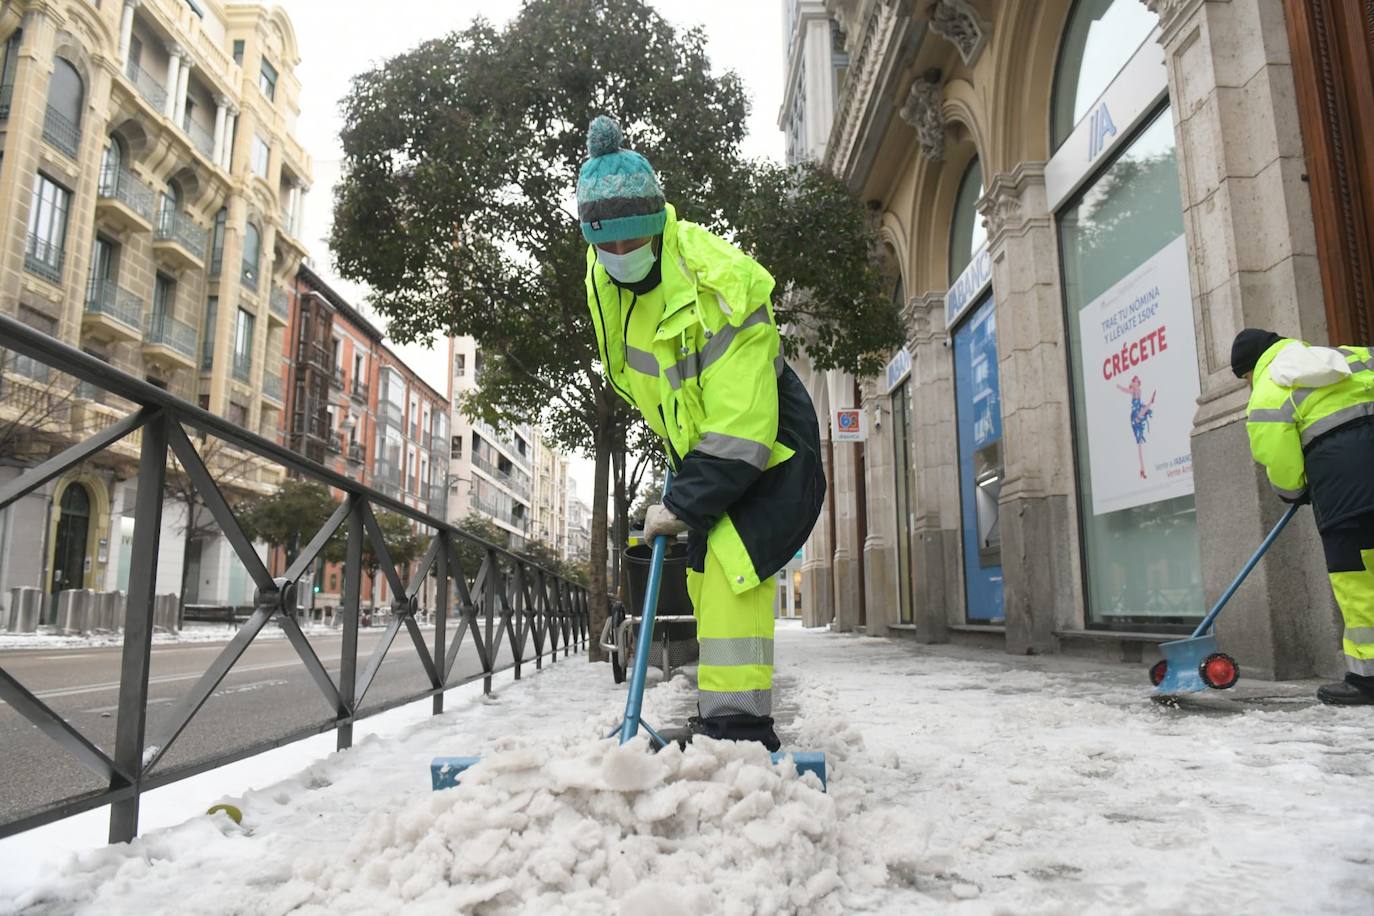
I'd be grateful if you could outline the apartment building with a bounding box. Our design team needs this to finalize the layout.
[564,492,590,565]
[283,264,447,612]
[446,336,570,554]
[0,0,311,610]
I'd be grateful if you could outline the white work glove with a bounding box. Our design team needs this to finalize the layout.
[643,504,688,543]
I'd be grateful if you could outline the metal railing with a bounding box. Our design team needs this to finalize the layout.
[262,373,283,403]
[350,378,367,402]
[42,105,81,158]
[182,115,215,160]
[156,209,208,261]
[269,286,290,321]
[347,442,364,463]
[85,278,145,333]
[0,312,588,843]
[0,79,12,118]
[124,59,168,112]
[144,311,198,360]
[472,451,532,499]
[232,355,253,383]
[98,165,156,224]
[23,234,64,284]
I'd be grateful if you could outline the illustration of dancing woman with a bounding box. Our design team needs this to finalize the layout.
[1117,375,1156,479]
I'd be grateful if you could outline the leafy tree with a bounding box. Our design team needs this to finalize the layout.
[238,479,338,567]
[323,508,423,607]
[330,0,902,659]
[452,514,511,579]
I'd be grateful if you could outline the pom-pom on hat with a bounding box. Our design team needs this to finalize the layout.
[577,115,667,245]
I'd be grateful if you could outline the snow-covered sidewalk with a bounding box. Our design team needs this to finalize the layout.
[9,624,1374,914]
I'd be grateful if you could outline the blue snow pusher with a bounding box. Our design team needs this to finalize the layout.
[1150,503,1300,697]
[432,470,827,790]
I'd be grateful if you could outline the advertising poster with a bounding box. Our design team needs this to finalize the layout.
[1077,235,1200,516]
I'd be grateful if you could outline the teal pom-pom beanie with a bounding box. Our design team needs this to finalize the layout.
[577,115,667,245]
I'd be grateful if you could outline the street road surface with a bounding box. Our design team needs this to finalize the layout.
[0,621,556,825]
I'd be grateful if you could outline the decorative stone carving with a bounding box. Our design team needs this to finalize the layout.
[928,0,989,66]
[1141,0,1205,44]
[898,71,945,161]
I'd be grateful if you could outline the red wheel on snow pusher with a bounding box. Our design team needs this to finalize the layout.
[1149,659,1168,686]
[1199,653,1240,690]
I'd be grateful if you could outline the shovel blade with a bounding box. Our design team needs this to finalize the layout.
[1153,633,1218,696]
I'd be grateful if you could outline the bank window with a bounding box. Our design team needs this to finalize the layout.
[1059,107,1201,628]
[1051,0,1157,149]
[259,59,277,102]
[948,158,985,281]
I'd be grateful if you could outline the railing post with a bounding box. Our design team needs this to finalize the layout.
[512,563,523,681]
[108,411,169,844]
[482,550,496,695]
[535,568,546,671]
[433,530,449,715]
[337,495,364,751]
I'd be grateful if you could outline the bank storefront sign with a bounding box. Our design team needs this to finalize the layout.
[946,242,991,329]
[884,345,912,393]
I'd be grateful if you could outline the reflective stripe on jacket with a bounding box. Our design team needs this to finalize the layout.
[1246,339,1374,507]
[585,204,824,594]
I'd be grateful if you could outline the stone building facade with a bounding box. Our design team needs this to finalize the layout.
[0,0,311,613]
[785,0,1373,679]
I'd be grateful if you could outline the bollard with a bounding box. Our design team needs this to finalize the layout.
[8,587,41,632]
[56,589,90,635]
[112,591,126,632]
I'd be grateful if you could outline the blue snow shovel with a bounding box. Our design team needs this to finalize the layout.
[433,470,826,790]
[1150,503,1301,696]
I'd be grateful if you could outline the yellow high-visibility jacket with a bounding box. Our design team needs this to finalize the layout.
[585,204,824,593]
[1247,339,1374,527]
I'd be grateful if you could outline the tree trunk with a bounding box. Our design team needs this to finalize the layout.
[587,391,613,662]
[612,445,629,603]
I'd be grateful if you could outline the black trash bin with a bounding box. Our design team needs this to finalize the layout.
[622,541,698,673]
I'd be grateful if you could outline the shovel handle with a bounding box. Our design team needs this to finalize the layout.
[1190,502,1300,638]
[619,469,674,745]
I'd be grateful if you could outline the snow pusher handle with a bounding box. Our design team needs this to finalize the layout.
[612,469,674,747]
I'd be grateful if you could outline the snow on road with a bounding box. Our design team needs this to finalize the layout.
[9,624,1374,914]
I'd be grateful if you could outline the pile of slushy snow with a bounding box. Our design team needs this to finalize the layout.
[275,734,877,915]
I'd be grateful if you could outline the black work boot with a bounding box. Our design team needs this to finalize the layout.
[651,714,781,752]
[1316,674,1374,706]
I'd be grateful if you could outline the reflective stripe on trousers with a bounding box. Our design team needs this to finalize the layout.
[687,545,774,718]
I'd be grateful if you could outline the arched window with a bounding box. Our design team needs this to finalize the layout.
[159,179,181,229]
[948,157,985,282]
[211,207,227,274]
[44,57,83,156]
[242,221,261,288]
[99,135,125,194]
[1051,0,1157,149]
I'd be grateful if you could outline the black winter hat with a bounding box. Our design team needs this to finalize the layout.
[1230,328,1282,378]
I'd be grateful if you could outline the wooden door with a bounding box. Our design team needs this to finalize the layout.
[1284,0,1374,344]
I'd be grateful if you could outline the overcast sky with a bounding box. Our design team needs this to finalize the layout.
[274,0,786,502]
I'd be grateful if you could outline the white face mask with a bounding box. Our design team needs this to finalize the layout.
[596,240,656,284]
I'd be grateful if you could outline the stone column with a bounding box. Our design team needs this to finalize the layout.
[1147,0,1340,678]
[173,58,191,126]
[211,96,228,167]
[979,162,1080,655]
[829,371,864,632]
[799,362,835,628]
[292,186,307,238]
[162,45,182,119]
[861,377,898,633]
[117,0,140,67]
[905,291,958,642]
[221,108,238,170]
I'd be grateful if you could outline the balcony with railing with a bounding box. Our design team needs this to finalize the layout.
[327,432,342,454]
[97,166,156,233]
[143,311,197,369]
[83,278,145,343]
[330,364,344,390]
[347,442,364,464]
[471,451,531,499]
[269,286,290,324]
[262,373,283,404]
[123,59,168,112]
[182,114,215,160]
[154,209,208,270]
[0,77,13,119]
[42,106,81,158]
[350,378,367,403]
[23,234,64,285]
[232,355,252,384]
[377,400,404,430]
